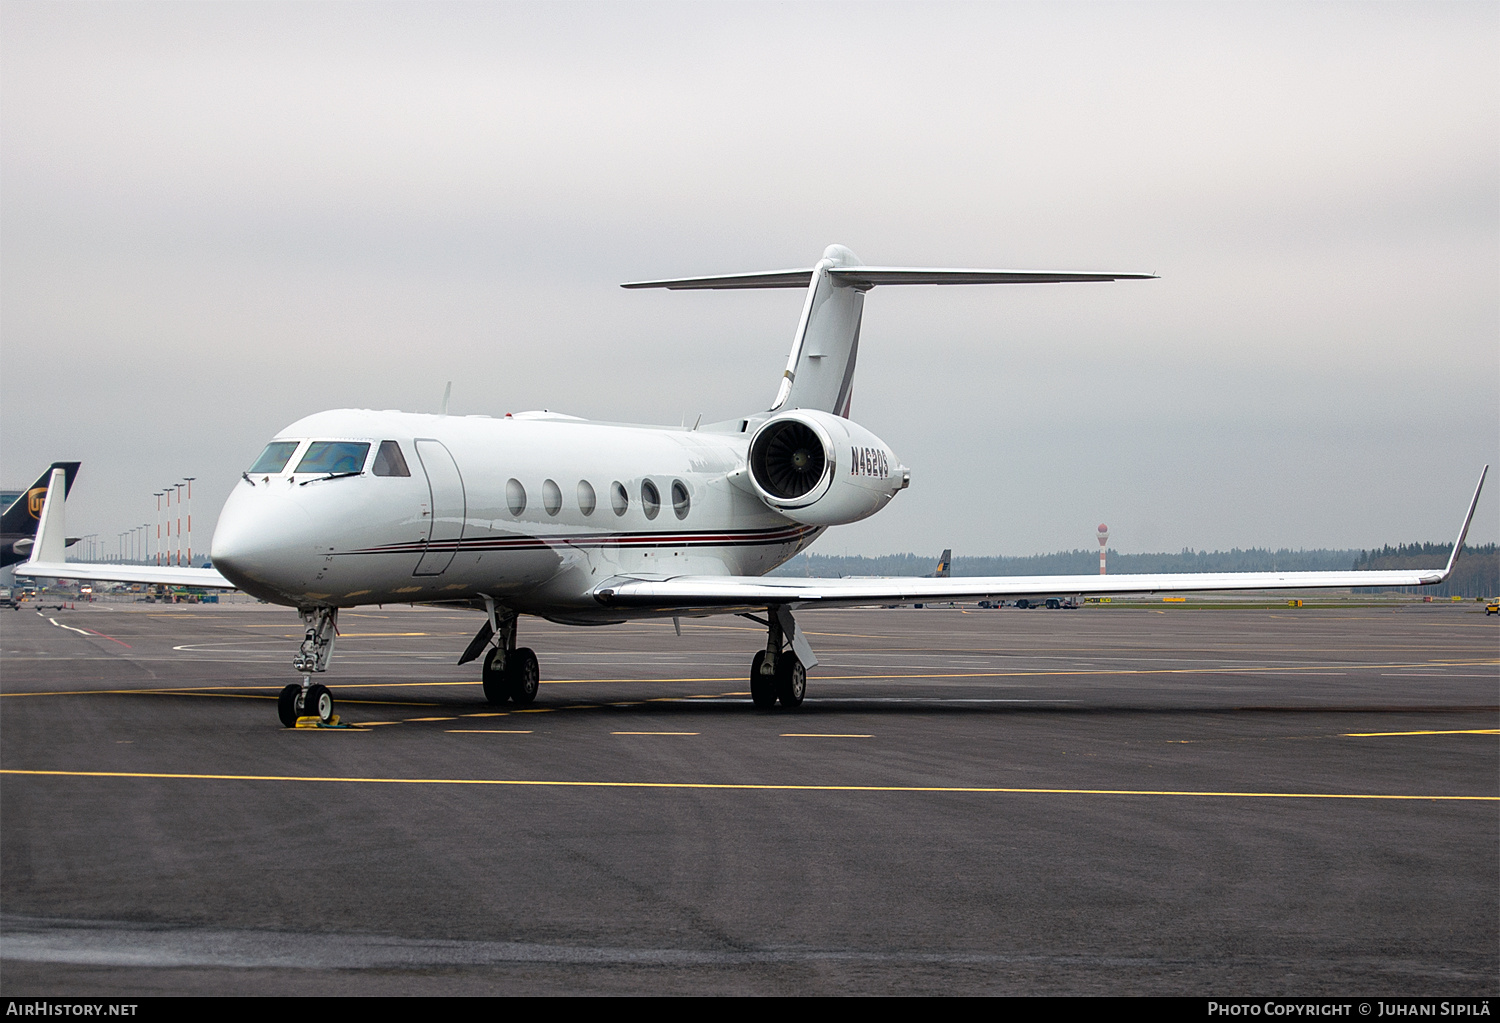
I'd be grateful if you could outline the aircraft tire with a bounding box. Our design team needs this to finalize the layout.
[506,648,540,705]
[481,647,509,704]
[277,684,302,727]
[776,656,806,708]
[306,684,334,723]
[749,651,777,709]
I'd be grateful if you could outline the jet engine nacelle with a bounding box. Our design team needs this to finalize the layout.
[746,410,910,526]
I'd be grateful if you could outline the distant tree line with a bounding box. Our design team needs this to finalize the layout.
[772,543,1499,598]
[1350,542,1498,598]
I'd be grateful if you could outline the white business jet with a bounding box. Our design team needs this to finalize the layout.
[15,245,1487,727]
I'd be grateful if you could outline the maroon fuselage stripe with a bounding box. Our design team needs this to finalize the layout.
[339,524,818,557]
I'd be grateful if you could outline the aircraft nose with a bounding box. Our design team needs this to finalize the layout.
[209,485,316,600]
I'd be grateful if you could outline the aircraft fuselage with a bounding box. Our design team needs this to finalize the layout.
[209,408,822,620]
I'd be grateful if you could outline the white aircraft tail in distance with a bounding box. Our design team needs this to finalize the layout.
[14,245,1488,726]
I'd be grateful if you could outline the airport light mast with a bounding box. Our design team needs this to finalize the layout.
[184,478,195,567]
[174,482,185,566]
[1097,523,1109,575]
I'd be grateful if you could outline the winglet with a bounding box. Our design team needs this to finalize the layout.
[1439,465,1487,580]
[29,467,69,566]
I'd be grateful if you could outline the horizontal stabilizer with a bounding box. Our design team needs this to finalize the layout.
[622,267,1155,291]
[621,269,815,290]
[829,267,1156,287]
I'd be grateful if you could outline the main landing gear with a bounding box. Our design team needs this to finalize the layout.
[746,605,816,710]
[458,600,540,706]
[278,606,339,727]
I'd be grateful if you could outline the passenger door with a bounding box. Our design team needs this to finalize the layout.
[413,439,466,576]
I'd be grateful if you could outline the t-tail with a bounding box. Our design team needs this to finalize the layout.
[622,245,1154,419]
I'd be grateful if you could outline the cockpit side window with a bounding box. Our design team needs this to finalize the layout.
[295,441,371,475]
[249,441,301,474]
[372,440,411,477]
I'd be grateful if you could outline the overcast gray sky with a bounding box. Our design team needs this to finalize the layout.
[3,1,1495,558]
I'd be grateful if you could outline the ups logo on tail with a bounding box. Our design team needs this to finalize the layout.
[27,487,48,519]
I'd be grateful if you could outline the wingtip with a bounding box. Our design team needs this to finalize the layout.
[1439,466,1488,580]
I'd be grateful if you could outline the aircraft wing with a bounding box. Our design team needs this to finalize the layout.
[597,467,1487,613]
[12,560,234,589]
[594,567,1447,613]
[11,466,235,589]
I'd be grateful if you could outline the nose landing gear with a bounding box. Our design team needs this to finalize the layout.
[278,607,341,727]
[278,681,335,727]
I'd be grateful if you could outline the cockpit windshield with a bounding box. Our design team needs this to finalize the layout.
[294,441,371,475]
[249,441,301,474]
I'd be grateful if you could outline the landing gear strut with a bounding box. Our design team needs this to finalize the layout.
[279,607,338,727]
[461,601,540,706]
[747,605,814,710]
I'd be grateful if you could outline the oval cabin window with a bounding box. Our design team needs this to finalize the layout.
[506,478,527,516]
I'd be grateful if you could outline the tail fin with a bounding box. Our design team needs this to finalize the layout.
[772,244,867,416]
[934,549,952,578]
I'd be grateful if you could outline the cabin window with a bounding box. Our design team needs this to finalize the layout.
[672,480,691,520]
[611,481,628,516]
[542,479,562,516]
[577,480,597,516]
[372,441,411,477]
[295,441,370,475]
[506,478,527,516]
[249,441,300,474]
[641,479,661,520]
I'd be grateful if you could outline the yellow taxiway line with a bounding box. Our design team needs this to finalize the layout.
[0,769,1492,801]
[1343,729,1499,737]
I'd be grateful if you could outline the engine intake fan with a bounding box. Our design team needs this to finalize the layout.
[750,418,828,500]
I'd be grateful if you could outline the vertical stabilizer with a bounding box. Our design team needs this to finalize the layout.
[771,245,867,416]
[934,549,952,578]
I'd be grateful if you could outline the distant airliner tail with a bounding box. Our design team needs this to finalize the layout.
[1,461,80,567]
[1,462,79,537]
[934,549,952,578]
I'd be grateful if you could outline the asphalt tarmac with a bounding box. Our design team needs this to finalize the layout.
[1,598,1495,995]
